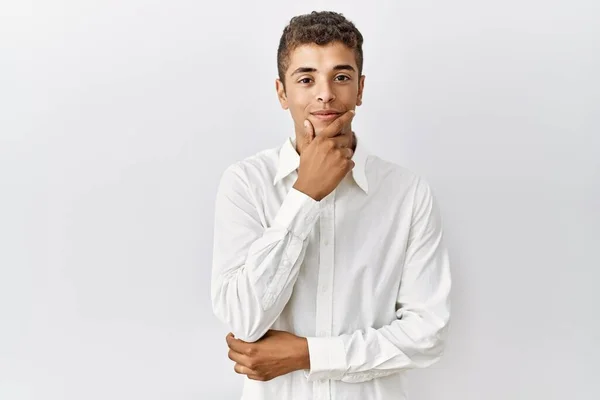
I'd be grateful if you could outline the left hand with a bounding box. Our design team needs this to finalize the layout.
[226,330,310,381]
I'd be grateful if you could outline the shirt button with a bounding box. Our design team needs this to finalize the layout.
[324,239,329,246]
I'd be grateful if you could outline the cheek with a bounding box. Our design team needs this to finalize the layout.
[289,105,306,120]
[286,87,310,103]
[285,102,310,127]
[287,99,311,116]
[340,87,359,102]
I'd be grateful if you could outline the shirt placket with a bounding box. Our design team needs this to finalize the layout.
[313,189,336,400]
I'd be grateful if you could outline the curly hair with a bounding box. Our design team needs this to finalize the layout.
[277,11,364,89]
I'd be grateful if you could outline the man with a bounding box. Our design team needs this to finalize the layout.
[211,11,451,400]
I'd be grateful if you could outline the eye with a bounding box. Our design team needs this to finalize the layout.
[298,77,312,84]
[335,75,351,81]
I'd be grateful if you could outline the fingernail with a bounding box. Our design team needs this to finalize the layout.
[349,110,355,115]
[303,120,309,127]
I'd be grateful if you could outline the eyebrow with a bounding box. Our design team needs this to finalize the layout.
[290,64,356,76]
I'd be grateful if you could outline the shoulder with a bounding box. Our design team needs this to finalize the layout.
[366,154,432,194]
[217,144,281,191]
[367,155,442,231]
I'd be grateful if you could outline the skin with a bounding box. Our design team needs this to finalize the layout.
[226,40,367,381]
[276,41,365,155]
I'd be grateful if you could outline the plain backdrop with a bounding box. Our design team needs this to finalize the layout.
[1,1,599,399]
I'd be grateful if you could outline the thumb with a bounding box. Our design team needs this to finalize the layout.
[303,119,315,145]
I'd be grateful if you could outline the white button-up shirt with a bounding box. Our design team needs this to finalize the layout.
[211,135,451,400]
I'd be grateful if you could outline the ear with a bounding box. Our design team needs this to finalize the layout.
[275,78,289,110]
[356,75,365,106]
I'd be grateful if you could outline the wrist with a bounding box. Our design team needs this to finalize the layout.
[295,337,311,370]
[293,181,322,201]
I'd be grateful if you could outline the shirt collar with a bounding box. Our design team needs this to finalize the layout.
[273,134,370,194]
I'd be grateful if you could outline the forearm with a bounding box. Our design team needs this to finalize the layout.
[212,230,309,342]
[305,304,450,383]
[212,179,320,342]
[306,180,452,384]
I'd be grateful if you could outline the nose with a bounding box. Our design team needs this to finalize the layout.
[316,81,336,103]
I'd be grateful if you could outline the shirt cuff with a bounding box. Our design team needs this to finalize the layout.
[304,336,347,381]
[273,187,320,241]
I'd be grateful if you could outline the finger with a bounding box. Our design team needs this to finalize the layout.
[228,348,252,367]
[332,146,353,160]
[226,332,237,347]
[226,335,248,354]
[321,109,355,138]
[331,132,355,149]
[234,363,259,376]
[341,147,354,159]
[303,119,315,145]
[300,119,315,154]
[247,374,267,381]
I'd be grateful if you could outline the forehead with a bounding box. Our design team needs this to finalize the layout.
[286,42,357,73]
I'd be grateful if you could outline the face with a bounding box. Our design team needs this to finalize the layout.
[276,41,365,139]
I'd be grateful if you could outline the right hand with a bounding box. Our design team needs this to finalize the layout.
[293,110,356,201]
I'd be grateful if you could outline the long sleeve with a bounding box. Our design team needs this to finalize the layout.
[305,178,451,383]
[211,163,320,343]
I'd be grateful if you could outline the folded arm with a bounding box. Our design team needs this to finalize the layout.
[211,164,320,342]
[305,178,452,383]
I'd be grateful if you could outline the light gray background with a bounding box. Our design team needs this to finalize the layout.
[1,1,599,399]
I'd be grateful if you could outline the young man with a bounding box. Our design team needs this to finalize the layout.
[211,11,451,400]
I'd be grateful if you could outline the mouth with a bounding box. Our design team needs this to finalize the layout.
[311,112,341,121]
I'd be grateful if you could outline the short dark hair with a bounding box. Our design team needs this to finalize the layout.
[277,11,364,89]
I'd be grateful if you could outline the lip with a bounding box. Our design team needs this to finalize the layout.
[311,110,341,121]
